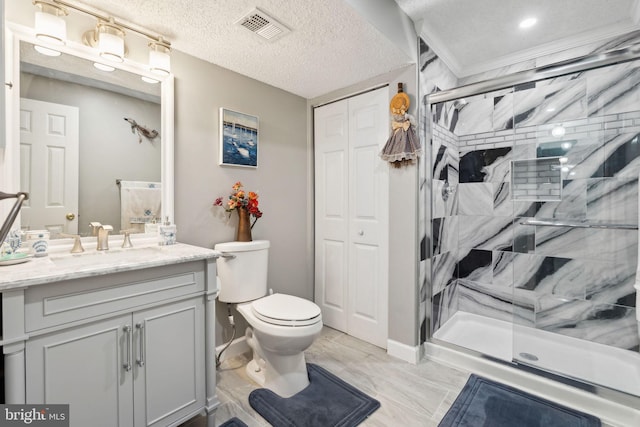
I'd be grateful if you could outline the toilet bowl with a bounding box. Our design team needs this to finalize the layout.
[214,240,323,397]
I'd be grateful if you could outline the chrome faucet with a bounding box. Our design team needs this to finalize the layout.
[90,222,113,251]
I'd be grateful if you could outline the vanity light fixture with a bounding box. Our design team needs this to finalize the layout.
[33,0,67,56]
[32,0,172,74]
[96,20,125,62]
[148,37,171,76]
[33,1,68,45]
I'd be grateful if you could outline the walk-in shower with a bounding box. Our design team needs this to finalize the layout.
[421,39,640,406]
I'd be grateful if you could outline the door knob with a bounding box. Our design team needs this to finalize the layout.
[66,213,76,221]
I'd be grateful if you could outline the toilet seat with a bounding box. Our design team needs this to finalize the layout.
[251,293,321,327]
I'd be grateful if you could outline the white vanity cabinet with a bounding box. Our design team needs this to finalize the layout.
[1,245,220,427]
[25,298,204,427]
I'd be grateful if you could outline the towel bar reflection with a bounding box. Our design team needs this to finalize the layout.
[520,219,638,230]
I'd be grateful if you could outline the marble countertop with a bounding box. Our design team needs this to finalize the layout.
[0,239,220,291]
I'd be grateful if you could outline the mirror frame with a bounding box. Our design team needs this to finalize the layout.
[2,22,174,232]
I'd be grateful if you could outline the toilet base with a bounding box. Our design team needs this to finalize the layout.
[246,358,266,387]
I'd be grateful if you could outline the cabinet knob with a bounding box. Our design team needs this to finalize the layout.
[358,230,364,236]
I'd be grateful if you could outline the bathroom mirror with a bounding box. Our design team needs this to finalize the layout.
[4,26,174,237]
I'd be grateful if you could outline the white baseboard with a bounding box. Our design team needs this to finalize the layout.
[424,342,640,427]
[387,339,422,364]
[215,336,250,363]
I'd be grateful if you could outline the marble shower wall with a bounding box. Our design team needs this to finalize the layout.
[430,58,640,352]
[419,38,460,342]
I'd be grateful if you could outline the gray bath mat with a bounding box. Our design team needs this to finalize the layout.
[219,417,248,427]
[249,363,380,427]
[438,374,601,427]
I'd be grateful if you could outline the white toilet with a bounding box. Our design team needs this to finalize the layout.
[214,240,323,397]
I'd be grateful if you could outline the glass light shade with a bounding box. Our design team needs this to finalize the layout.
[149,44,171,76]
[34,10,66,45]
[34,44,61,57]
[93,62,115,72]
[98,24,125,63]
[141,76,160,84]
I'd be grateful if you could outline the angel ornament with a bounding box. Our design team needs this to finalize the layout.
[380,83,422,167]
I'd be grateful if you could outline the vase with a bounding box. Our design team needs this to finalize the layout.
[236,208,252,242]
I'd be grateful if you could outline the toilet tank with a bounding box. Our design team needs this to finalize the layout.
[215,240,270,303]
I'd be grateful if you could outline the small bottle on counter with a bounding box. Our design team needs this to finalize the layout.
[158,216,177,246]
[145,217,159,234]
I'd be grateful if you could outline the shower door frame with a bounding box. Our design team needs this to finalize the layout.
[424,41,640,410]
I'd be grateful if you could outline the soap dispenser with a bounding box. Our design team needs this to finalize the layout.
[158,216,177,246]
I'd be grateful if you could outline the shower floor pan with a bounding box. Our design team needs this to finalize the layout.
[433,311,640,396]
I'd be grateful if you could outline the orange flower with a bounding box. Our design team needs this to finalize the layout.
[215,182,263,227]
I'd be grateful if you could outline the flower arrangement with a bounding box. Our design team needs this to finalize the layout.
[214,181,263,228]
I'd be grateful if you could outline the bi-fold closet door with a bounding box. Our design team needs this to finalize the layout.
[314,87,389,348]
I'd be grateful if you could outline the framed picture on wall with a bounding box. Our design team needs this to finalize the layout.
[219,108,259,168]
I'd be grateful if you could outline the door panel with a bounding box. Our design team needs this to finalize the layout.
[314,100,349,331]
[314,87,389,348]
[20,98,79,234]
[133,298,205,427]
[26,315,133,427]
[347,88,388,348]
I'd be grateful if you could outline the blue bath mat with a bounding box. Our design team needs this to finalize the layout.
[438,374,601,427]
[249,363,380,427]
[219,417,248,427]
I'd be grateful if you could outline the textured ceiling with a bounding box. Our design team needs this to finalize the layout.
[11,1,640,98]
[65,0,414,99]
[395,0,640,77]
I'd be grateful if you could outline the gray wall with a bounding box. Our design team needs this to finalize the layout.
[170,49,309,344]
[20,74,161,234]
[1,0,4,149]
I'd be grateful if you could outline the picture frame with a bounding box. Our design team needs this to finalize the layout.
[219,108,259,168]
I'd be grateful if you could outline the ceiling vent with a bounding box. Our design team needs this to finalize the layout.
[235,8,290,41]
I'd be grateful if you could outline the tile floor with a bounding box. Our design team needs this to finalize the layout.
[181,326,616,427]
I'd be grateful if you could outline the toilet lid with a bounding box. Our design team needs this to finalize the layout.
[251,294,321,326]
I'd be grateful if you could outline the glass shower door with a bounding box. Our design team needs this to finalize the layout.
[510,61,640,397]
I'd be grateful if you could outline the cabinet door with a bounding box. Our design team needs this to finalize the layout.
[26,314,134,427]
[133,298,205,427]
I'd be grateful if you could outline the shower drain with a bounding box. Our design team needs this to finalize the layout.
[519,352,539,361]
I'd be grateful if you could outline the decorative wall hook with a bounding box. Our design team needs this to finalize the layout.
[124,117,159,143]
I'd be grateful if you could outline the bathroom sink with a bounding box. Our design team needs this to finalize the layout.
[50,246,164,268]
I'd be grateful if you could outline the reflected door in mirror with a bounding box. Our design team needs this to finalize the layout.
[20,98,79,234]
